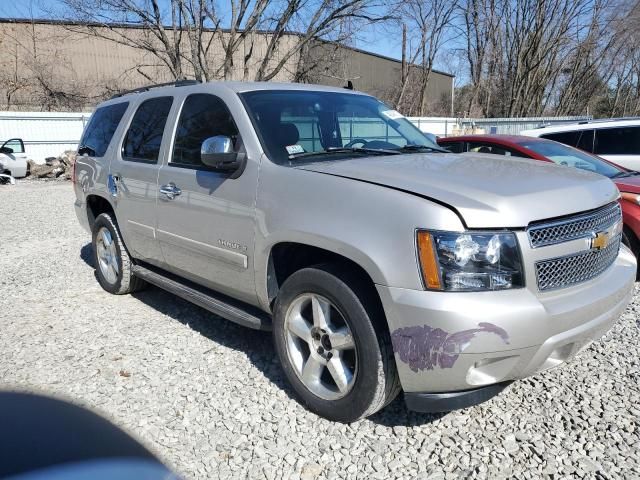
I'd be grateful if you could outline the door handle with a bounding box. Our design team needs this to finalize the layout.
[107,174,119,197]
[159,182,181,200]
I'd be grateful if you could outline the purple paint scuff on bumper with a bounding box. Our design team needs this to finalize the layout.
[390,322,510,372]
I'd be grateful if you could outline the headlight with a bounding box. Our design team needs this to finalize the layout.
[416,230,524,291]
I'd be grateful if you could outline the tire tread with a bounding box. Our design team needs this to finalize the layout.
[274,263,400,422]
[93,213,146,295]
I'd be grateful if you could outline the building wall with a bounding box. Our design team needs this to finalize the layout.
[0,19,454,113]
[309,43,454,110]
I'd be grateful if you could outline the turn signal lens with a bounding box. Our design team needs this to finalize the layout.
[621,192,640,205]
[417,231,442,290]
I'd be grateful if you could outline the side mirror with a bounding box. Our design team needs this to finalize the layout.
[0,147,13,155]
[201,136,242,171]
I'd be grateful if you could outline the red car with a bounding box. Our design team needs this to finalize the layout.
[438,134,640,263]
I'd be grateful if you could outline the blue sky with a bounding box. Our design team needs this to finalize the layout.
[0,0,404,60]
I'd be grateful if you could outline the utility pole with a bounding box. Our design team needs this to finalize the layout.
[396,23,408,110]
[401,24,407,87]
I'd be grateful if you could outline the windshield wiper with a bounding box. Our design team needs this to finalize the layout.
[398,144,450,153]
[289,146,402,160]
[612,171,640,178]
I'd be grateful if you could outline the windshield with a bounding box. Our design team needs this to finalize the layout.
[520,140,623,178]
[240,90,441,164]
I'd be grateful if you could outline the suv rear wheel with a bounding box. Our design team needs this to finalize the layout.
[273,264,400,422]
[91,213,146,295]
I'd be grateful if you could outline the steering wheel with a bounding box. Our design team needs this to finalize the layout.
[344,138,369,148]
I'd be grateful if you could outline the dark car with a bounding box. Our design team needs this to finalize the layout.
[438,134,640,262]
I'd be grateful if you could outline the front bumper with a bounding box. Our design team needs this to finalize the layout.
[405,382,512,413]
[377,245,636,405]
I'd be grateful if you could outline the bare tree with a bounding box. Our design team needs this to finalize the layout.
[254,1,389,82]
[0,33,30,109]
[553,0,624,115]
[56,0,389,85]
[460,0,500,116]
[60,0,190,80]
[0,17,95,110]
[390,0,458,115]
[457,0,640,118]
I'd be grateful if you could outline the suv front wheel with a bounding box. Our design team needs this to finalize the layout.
[273,265,400,422]
[91,212,146,295]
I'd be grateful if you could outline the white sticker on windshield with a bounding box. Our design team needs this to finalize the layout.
[286,144,305,155]
[381,109,404,120]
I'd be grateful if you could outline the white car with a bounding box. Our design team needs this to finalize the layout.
[521,119,640,171]
[0,138,28,178]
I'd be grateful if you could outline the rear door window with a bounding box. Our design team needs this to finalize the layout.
[595,127,640,155]
[123,97,173,163]
[541,130,594,152]
[80,102,128,157]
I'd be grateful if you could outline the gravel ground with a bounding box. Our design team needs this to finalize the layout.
[1,181,640,479]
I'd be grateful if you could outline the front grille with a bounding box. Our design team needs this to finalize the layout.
[535,234,621,291]
[528,202,621,248]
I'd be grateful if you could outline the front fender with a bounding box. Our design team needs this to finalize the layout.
[253,161,464,309]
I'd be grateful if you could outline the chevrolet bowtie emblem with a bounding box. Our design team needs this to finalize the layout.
[591,231,610,251]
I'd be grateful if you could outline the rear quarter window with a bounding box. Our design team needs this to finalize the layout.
[595,126,640,155]
[80,102,129,157]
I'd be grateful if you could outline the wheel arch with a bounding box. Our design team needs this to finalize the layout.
[86,194,116,228]
[263,240,388,323]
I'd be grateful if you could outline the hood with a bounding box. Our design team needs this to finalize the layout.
[613,174,640,194]
[295,152,619,228]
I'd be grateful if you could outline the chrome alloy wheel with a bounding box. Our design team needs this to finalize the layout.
[284,293,358,400]
[95,226,119,285]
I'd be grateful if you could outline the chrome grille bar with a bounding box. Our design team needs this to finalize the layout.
[528,202,621,248]
[535,234,621,291]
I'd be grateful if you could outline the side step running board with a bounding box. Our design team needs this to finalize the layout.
[132,265,271,331]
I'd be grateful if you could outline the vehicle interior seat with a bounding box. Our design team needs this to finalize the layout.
[276,123,300,149]
[261,122,301,161]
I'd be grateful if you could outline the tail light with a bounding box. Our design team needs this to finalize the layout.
[71,158,77,185]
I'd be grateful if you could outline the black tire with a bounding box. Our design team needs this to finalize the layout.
[273,264,400,422]
[91,212,146,295]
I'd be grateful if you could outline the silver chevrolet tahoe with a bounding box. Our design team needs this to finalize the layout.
[73,81,636,422]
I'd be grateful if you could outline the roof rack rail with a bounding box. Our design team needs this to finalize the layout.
[577,116,640,125]
[110,79,201,99]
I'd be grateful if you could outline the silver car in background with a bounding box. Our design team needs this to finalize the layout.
[73,81,635,422]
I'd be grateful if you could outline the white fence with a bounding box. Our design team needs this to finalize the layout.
[408,116,592,137]
[0,111,592,163]
[0,112,90,163]
[407,117,457,136]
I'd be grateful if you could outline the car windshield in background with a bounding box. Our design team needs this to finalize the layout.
[240,90,442,164]
[520,140,623,178]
